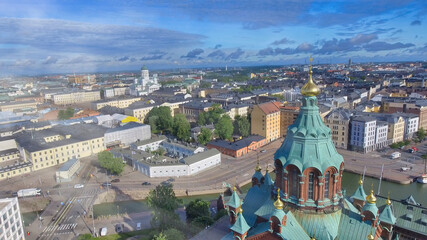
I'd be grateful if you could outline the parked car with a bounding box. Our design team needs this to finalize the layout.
[411,146,418,151]
[102,182,112,187]
[167,178,175,182]
[408,149,415,153]
[136,222,141,230]
[74,184,84,189]
[390,152,401,159]
[111,179,120,183]
[261,150,266,153]
[142,182,151,186]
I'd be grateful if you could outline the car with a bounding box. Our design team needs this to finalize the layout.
[411,146,418,151]
[111,179,120,183]
[260,150,266,153]
[102,182,112,187]
[167,178,175,182]
[161,181,171,186]
[142,182,151,186]
[74,184,84,189]
[408,149,415,153]
[136,222,141,230]
[115,223,124,233]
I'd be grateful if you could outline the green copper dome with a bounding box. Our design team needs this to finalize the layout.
[274,96,344,174]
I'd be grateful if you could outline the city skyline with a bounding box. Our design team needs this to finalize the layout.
[0,0,426,75]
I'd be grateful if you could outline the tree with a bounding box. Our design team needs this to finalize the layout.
[216,115,234,140]
[97,151,124,175]
[186,199,211,222]
[197,104,225,125]
[163,228,185,240]
[197,112,207,126]
[146,106,173,133]
[152,232,167,240]
[173,114,191,141]
[198,128,212,145]
[417,128,426,141]
[65,107,74,118]
[235,115,250,137]
[57,110,66,120]
[146,184,183,230]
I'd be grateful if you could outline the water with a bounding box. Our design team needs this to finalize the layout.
[341,172,427,206]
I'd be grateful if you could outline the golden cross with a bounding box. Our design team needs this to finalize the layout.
[309,55,313,64]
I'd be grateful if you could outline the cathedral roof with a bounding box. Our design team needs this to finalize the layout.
[230,209,251,234]
[274,95,344,173]
[226,188,241,209]
[379,204,397,225]
[351,181,367,202]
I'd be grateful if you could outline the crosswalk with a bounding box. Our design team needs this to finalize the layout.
[43,223,77,233]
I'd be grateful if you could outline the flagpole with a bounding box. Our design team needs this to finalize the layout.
[362,166,366,182]
[377,164,384,195]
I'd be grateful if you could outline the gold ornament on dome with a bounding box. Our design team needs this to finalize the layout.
[301,55,321,97]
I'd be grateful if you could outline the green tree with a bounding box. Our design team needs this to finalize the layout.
[198,128,212,145]
[216,115,234,140]
[163,228,185,240]
[214,209,228,220]
[146,184,183,230]
[77,234,93,240]
[197,104,225,125]
[417,127,426,141]
[152,232,167,240]
[65,107,74,118]
[197,112,207,126]
[173,114,191,141]
[97,151,124,175]
[57,110,66,120]
[186,199,211,222]
[235,115,250,137]
[146,106,173,133]
[192,216,214,228]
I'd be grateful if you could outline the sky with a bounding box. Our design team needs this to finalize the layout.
[0,0,426,75]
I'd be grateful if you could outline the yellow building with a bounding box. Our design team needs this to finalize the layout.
[251,102,281,142]
[91,97,141,110]
[53,91,101,105]
[387,116,405,143]
[16,124,106,171]
[279,106,299,137]
[324,108,351,149]
[0,101,38,112]
[125,103,158,123]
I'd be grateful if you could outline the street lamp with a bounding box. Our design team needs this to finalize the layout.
[116,205,119,217]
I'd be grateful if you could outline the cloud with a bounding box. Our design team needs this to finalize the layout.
[117,56,130,62]
[225,48,244,60]
[42,56,58,64]
[296,43,314,52]
[214,44,222,49]
[181,48,204,58]
[207,50,226,59]
[258,43,313,56]
[271,37,295,45]
[363,41,415,52]
[316,34,377,54]
[140,54,165,61]
[411,20,421,25]
[0,18,204,56]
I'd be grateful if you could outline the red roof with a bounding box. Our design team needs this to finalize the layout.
[258,102,280,115]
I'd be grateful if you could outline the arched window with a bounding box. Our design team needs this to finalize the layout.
[291,169,299,198]
[324,171,330,199]
[308,172,314,200]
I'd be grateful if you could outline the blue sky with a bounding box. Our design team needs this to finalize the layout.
[0,0,425,74]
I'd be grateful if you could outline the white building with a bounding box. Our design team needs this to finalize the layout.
[402,114,419,140]
[375,121,389,149]
[104,122,151,147]
[130,135,167,152]
[350,116,377,153]
[130,66,161,96]
[0,197,25,240]
[113,148,221,178]
[161,140,205,158]
[56,158,80,183]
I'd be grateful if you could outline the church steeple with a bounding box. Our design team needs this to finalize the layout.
[274,56,344,211]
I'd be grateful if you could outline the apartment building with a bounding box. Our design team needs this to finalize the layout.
[53,90,101,105]
[279,106,300,137]
[0,101,38,112]
[375,121,389,149]
[224,104,251,120]
[324,108,351,149]
[384,115,405,143]
[67,74,96,84]
[402,113,419,140]
[350,116,377,153]
[0,197,25,240]
[180,101,217,122]
[104,87,127,98]
[15,124,107,171]
[251,102,281,142]
[381,97,427,130]
[91,97,141,110]
[124,102,159,123]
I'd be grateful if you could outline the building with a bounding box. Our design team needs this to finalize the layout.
[67,74,96,85]
[375,121,389,149]
[104,122,151,147]
[402,113,419,140]
[52,90,101,105]
[161,140,205,158]
[224,104,251,120]
[130,135,167,152]
[221,59,406,240]
[129,66,161,96]
[191,124,215,142]
[0,101,38,112]
[112,148,221,178]
[251,102,281,142]
[207,135,266,158]
[104,87,127,98]
[91,97,141,110]
[279,106,299,137]
[55,158,80,183]
[15,124,107,171]
[324,108,351,149]
[381,97,427,130]
[124,102,159,123]
[180,101,217,122]
[0,197,25,240]
[349,116,378,153]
